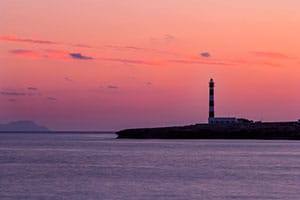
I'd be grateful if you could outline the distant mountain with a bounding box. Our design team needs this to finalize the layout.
[0,120,50,132]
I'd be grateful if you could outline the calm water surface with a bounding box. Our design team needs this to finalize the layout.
[1,133,300,200]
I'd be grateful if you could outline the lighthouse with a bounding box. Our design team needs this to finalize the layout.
[209,78,215,121]
[208,78,245,124]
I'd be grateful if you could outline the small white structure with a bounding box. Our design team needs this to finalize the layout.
[209,117,238,124]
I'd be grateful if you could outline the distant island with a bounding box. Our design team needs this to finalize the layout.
[0,120,50,132]
[116,122,300,140]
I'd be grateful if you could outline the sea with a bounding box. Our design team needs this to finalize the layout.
[1,133,300,200]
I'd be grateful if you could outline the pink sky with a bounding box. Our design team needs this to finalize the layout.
[1,0,300,130]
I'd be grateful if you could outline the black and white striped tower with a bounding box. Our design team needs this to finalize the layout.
[209,78,215,120]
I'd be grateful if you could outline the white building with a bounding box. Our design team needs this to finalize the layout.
[209,117,238,124]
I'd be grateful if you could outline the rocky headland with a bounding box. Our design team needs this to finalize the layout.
[116,122,300,140]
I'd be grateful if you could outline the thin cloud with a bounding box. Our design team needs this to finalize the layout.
[64,77,74,82]
[47,97,57,101]
[104,45,148,51]
[9,46,280,68]
[107,85,119,89]
[150,34,176,44]
[2,35,180,57]
[256,61,282,67]
[0,91,27,96]
[102,56,239,67]
[164,34,176,44]
[0,35,60,45]
[167,59,234,66]
[212,58,283,68]
[11,49,69,59]
[1,35,95,50]
[72,43,94,48]
[102,58,161,66]
[104,44,178,56]
[27,87,38,91]
[0,89,40,97]
[8,98,16,102]
[9,49,264,68]
[11,49,33,54]
[200,52,211,58]
[10,49,93,60]
[11,49,233,66]
[69,53,93,60]
[249,51,291,59]
[1,35,152,52]
[11,49,42,59]
[145,82,153,86]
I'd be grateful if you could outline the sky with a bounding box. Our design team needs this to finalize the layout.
[1,0,300,131]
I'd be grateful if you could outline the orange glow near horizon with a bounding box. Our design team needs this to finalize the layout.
[1,0,300,130]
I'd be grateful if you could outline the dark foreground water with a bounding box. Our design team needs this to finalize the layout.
[1,133,300,200]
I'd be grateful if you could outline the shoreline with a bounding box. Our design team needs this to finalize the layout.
[116,122,300,140]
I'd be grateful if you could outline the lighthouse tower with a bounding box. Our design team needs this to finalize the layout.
[209,78,215,122]
[208,78,241,124]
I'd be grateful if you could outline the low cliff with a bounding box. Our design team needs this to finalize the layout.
[116,122,300,139]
